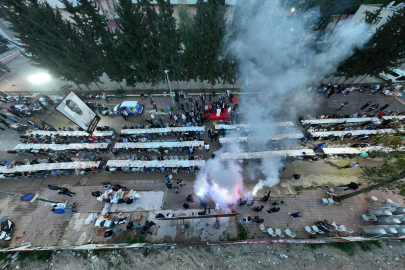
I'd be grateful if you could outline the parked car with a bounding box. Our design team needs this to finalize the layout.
[114,101,144,115]
[379,68,405,83]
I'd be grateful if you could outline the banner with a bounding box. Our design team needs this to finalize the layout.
[55,91,100,134]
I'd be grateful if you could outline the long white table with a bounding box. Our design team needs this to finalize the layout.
[322,146,405,155]
[310,129,394,137]
[27,130,113,137]
[215,122,294,129]
[0,161,100,173]
[121,126,205,134]
[301,117,379,125]
[14,143,108,151]
[382,116,405,120]
[221,149,315,159]
[113,141,204,149]
[219,133,304,143]
[106,160,204,168]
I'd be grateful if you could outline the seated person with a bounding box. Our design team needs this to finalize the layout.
[173,186,180,193]
[166,181,173,189]
[253,205,264,212]
[177,179,185,187]
[90,166,98,172]
[267,207,280,213]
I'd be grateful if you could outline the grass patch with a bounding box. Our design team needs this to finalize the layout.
[309,234,317,239]
[94,249,110,259]
[0,252,10,262]
[17,251,52,262]
[139,236,144,243]
[142,248,151,257]
[295,186,303,195]
[369,241,382,248]
[237,223,249,240]
[329,242,355,256]
[358,242,373,252]
[310,244,319,250]
[125,237,139,244]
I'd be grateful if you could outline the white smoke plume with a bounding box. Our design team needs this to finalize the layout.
[194,1,371,203]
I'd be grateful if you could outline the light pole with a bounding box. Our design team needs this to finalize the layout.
[164,70,175,108]
[28,73,63,97]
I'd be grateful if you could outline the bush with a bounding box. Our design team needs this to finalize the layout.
[238,224,249,240]
[17,251,52,261]
[358,242,372,252]
[329,242,355,256]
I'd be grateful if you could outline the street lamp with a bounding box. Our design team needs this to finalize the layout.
[164,70,175,108]
[28,73,63,97]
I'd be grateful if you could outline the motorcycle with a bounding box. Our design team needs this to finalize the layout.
[0,217,14,241]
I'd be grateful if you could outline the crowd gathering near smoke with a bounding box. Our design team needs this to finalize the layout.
[194,0,372,206]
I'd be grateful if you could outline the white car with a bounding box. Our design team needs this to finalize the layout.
[379,69,405,83]
[114,101,143,115]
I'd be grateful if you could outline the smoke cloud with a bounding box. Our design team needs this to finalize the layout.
[194,1,371,204]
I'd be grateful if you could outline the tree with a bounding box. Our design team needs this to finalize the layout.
[337,6,405,81]
[0,0,85,89]
[60,0,110,90]
[155,0,182,85]
[189,0,228,88]
[177,0,195,87]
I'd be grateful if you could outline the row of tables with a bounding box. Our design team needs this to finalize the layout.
[310,129,395,137]
[0,161,100,173]
[219,133,304,143]
[26,130,113,137]
[113,141,204,149]
[121,126,205,135]
[322,146,405,155]
[215,122,295,130]
[301,117,379,125]
[14,143,108,151]
[106,160,204,168]
[301,115,405,125]
[221,149,315,160]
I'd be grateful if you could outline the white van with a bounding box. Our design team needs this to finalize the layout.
[379,68,405,83]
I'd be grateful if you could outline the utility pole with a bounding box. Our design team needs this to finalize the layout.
[164,70,175,108]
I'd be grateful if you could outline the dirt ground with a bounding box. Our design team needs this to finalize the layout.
[1,239,404,270]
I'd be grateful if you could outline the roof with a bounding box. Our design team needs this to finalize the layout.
[120,101,140,107]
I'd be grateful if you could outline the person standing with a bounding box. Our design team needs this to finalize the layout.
[185,99,189,109]
[336,101,349,111]
[359,102,371,111]
[261,190,271,202]
[153,103,158,112]
[121,110,128,121]
[158,116,163,125]
[151,114,156,122]
[102,93,109,103]
[205,143,210,152]
[338,182,361,191]
[376,103,390,113]
[288,174,300,182]
[140,92,145,100]
[288,212,302,220]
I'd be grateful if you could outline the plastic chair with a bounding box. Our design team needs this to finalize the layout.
[305,226,316,235]
[259,224,266,231]
[337,225,353,233]
[275,229,285,237]
[285,229,296,238]
[312,225,324,234]
[267,228,277,237]
[361,214,378,221]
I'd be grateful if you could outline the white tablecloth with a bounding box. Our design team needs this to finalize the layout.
[121,126,205,134]
[106,160,205,168]
[14,143,108,150]
[310,129,394,137]
[215,121,294,129]
[113,141,204,149]
[0,161,100,173]
[322,148,362,154]
[221,149,315,159]
[382,116,405,120]
[26,130,113,137]
[219,133,304,143]
[301,117,379,125]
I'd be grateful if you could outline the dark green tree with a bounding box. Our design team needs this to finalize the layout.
[60,0,110,90]
[337,6,405,82]
[155,0,182,87]
[190,0,227,88]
